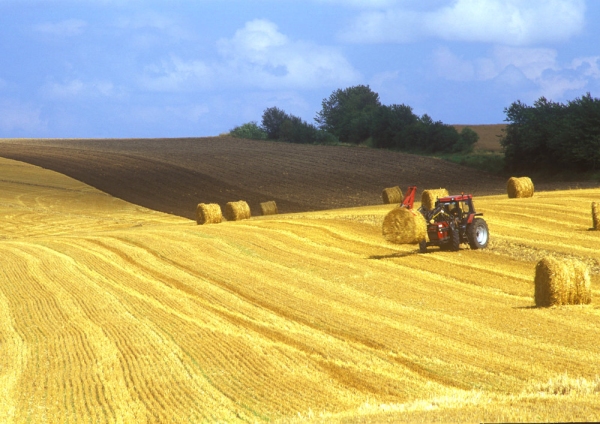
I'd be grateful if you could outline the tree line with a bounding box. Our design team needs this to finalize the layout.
[230,85,478,154]
[501,93,600,173]
[231,86,600,175]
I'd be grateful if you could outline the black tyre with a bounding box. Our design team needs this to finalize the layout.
[449,228,460,251]
[419,240,427,253]
[467,218,489,249]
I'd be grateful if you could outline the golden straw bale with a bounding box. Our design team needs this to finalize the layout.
[260,200,278,216]
[421,188,449,210]
[382,207,427,245]
[507,176,534,198]
[534,257,592,307]
[592,202,600,230]
[224,200,251,221]
[571,260,592,305]
[382,186,403,204]
[535,257,570,307]
[196,203,222,225]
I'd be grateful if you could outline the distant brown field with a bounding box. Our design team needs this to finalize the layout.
[453,124,506,152]
[0,137,509,219]
[1,135,596,225]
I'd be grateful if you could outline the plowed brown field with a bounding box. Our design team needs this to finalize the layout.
[1,141,600,422]
[0,136,578,222]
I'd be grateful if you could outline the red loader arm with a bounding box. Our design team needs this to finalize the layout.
[401,186,417,209]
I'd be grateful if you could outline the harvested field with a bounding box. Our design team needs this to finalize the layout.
[1,156,600,422]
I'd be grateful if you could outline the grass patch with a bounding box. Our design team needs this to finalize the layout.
[440,151,506,175]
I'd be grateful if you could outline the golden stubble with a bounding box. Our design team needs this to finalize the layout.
[0,157,599,423]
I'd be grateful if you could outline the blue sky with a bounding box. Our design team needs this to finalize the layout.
[1,0,599,138]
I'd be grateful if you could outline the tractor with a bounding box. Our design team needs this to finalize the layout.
[418,193,489,252]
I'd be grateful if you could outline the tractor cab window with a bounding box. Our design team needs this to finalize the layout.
[461,200,473,214]
[445,202,461,217]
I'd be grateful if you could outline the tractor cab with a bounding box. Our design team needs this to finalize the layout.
[437,194,475,221]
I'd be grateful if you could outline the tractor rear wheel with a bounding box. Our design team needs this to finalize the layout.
[467,218,489,249]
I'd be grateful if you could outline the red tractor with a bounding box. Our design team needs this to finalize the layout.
[398,187,489,252]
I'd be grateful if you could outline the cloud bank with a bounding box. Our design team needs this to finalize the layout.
[141,19,361,92]
[340,0,586,45]
[432,45,600,101]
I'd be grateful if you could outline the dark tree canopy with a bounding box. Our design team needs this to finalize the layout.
[261,107,289,140]
[260,107,321,144]
[501,93,600,172]
[234,85,479,154]
[315,85,381,144]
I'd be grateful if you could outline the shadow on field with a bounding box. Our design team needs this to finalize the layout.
[368,251,419,260]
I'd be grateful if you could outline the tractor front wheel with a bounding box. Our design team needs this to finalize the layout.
[449,228,460,251]
[467,218,489,249]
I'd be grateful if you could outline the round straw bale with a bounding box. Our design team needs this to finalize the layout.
[382,186,403,204]
[507,177,534,198]
[382,207,427,244]
[224,200,251,221]
[421,188,449,210]
[592,202,600,230]
[534,257,591,307]
[196,203,222,225]
[571,260,592,305]
[260,200,278,216]
[535,257,570,307]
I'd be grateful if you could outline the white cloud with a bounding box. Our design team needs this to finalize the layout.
[0,100,46,133]
[216,19,360,89]
[219,19,288,59]
[536,73,588,99]
[142,19,361,92]
[42,79,121,99]
[433,46,600,101]
[34,19,87,36]
[429,0,585,45]
[435,46,559,82]
[141,57,213,91]
[570,56,600,78]
[340,0,585,45]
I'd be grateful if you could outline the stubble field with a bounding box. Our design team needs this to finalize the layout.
[0,137,599,422]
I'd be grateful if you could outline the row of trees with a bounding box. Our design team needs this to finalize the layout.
[230,86,600,175]
[230,85,478,154]
[502,93,600,172]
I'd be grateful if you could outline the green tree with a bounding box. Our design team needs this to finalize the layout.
[552,93,600,170]
[261,107,288,139]
[315,85,381,144]
[501,93,600,172]
[371,104,418,149]
[229,122,267,140]
[279,115,319,144]
[453,127,479,153]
